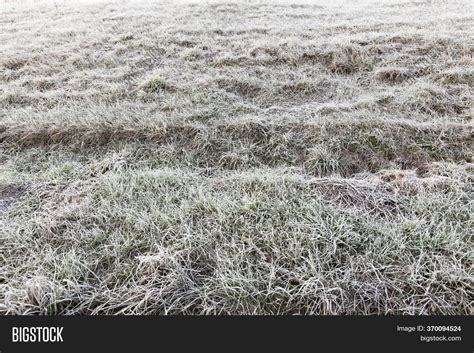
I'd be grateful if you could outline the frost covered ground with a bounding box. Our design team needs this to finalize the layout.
[0,0,472,314]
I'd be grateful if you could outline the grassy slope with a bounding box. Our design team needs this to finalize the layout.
[0,0,472,314]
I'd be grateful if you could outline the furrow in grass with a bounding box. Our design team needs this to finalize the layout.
[1,121,471,176]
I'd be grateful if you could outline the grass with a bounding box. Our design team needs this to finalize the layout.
[0,0,472,315]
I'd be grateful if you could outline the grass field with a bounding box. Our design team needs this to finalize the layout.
[0,0,472,314]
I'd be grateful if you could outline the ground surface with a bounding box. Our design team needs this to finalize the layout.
[0,0,472,314]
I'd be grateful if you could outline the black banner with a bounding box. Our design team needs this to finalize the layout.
[0,316,471,352]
